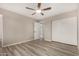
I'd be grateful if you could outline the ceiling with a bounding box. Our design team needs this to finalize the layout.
[0,3,78,20]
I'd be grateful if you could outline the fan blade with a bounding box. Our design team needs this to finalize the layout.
[26,7,35,10]
[42,7,51,11]
[38,3,41,9]
[41,13,44,15]
[32,12,36,15]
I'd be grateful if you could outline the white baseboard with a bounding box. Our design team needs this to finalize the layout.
[3,39,33,47]
[45,39,77,46]
[44,39,52,41]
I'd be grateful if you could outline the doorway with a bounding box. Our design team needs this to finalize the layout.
[34,22,44,40]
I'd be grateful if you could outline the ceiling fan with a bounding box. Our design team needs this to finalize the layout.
[25,3,52,16]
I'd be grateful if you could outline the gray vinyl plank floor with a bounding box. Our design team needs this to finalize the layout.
[2,40,78,56]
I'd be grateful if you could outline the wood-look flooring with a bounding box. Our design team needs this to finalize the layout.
[2,40,78,56]
[0,41,3,56]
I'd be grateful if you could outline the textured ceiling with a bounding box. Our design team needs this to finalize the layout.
[0,3,78,20]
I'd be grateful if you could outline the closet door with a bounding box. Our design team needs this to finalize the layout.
[52,17,77,45]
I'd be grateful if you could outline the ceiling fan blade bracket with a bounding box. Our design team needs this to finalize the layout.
[26,7,35,10]
[41,13,44,15]
[32,12,36,15]
[42,7,51,11]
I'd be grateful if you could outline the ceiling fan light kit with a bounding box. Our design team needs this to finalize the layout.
[36,9,42,13]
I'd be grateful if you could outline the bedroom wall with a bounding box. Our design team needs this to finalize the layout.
[43,10,77,45]
[0,8,35,47]
[43,17,52,41]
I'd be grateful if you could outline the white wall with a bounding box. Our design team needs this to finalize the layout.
[43,19,52,41]
[43,10,77,45]
[52,17,77,45]
[0,8,35,47]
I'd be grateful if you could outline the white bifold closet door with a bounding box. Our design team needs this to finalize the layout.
[34,22,43,40]
[52,17,77,45]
